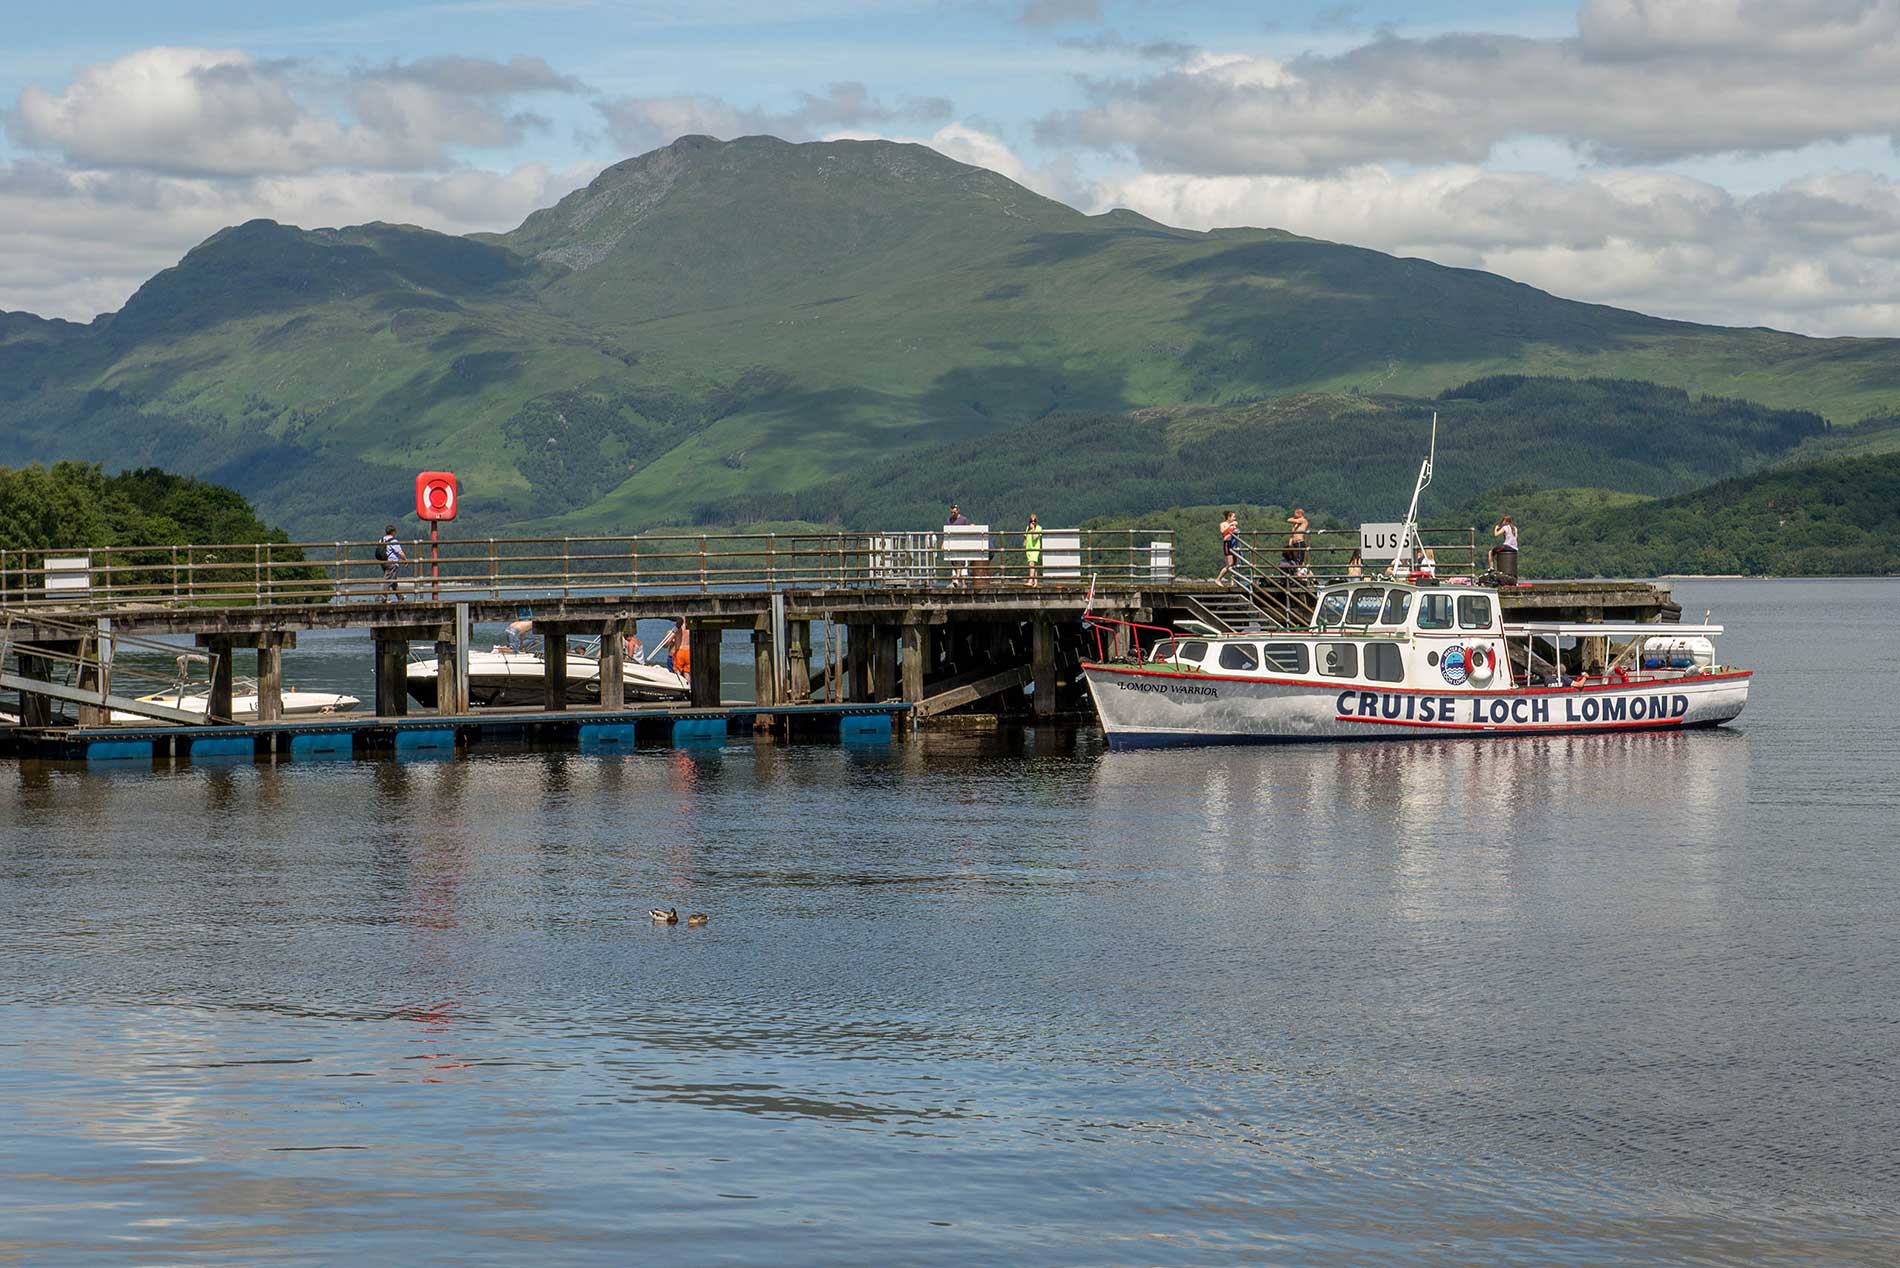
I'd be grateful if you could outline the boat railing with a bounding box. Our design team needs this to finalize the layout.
[0,528,1178,612]
[1082,614,1184,667]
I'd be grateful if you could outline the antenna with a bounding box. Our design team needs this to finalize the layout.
[1395,412,1436,569]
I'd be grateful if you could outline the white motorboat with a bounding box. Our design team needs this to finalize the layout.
[1082,585,1749,748]
[109,677,359,724]
[406,643,690,708]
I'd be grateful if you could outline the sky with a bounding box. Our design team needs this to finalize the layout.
[5,0,1900,335]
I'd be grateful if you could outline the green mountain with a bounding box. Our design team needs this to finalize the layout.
[3,133,1899,540]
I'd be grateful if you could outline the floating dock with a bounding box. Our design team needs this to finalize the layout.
[14,701,911,764]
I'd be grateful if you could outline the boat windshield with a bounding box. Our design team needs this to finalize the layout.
[1315,589,1350,627]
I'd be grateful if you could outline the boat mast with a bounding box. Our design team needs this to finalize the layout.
[1395,412,1436,569]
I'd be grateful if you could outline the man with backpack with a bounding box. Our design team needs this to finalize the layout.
[376,524,405,601]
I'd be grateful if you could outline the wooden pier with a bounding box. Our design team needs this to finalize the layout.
[1,528,1683,761]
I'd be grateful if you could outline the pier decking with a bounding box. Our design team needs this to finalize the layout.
[2,528,1682,761]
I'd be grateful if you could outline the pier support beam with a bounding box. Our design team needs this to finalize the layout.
[848,624,873,703]
[433,637,467,715]
[16,652,56,728]
[374,637,408,718]
[785,620,812,704]
[73,638,108,728]
[751,628,779,707]
[901,622,928,705]
[256,642,284,722]
[543,629,568,712]
[873,625,899,702]
[1032,618,1057,719]
[598,619,627,710]
[689,626,722,707]
[203,635,235,723]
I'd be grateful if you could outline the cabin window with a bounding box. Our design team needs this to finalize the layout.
[1217,643,1260,672]
[1350,588,1386,625]
[1365,642,1405,683]
[1261,643,1310,674]
[1457,595,1493,630]
[1316,590,1349,626]
[1318,643,1359,678]
[1155,639,1208,664]
[1417,593,1454,630]
[1380,590,1413,625]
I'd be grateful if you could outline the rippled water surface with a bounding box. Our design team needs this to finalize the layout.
[3,579,1897,1265]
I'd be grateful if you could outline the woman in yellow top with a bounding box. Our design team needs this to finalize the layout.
[1024,514,1043,587]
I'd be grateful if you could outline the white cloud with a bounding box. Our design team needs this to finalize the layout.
[5,47,584,177]
[1090,163,1900,335]
[1039,0,1900,173]
[597,82,953,154]
[0,160,595,320]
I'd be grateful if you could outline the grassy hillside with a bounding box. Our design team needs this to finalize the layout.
[1455,455,1900,578]
[2,134,1898,540]
[696,376,1825,531]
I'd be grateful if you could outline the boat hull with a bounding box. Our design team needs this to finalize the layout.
[407,652,689,708]
[1083,664,1750,749]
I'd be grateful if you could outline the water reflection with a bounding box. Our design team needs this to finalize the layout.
[2,582,1897,1265]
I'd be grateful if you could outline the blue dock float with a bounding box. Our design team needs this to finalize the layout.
[189,735,256,761]
[86,738,155,764]
[289,732,354,759]
[4,700,911,765]
[839,713,894,741]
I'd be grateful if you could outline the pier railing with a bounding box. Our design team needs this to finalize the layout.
[1232,526,1482,582]
[0,528,1177,611]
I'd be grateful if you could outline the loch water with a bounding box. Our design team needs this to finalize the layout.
[2,579,1896,1266]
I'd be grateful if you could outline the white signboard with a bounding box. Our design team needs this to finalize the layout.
[1042,531,1083,581]
[43,555,92,595]
[1359,522,1410,564]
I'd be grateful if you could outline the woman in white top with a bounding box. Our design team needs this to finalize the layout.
[1491,515,1520,580]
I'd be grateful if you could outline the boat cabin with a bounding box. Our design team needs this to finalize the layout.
[1136,581,1728,693]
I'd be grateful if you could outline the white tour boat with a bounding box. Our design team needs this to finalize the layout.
[406,643,690,709]
[1081,418,1749,748]
[1082,583,1749,748]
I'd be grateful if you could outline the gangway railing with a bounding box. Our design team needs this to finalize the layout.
[0,529,1176,613]
[1,610,222,725]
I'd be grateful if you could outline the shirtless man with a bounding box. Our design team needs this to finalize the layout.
[1215,511,1240,587]
[1286,507,1309,568]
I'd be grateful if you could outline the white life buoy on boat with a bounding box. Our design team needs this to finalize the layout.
[1466,644,1496,684]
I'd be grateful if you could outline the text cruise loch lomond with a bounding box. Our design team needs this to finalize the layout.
[1081,582,1751,749]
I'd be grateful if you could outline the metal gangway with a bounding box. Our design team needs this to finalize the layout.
[1,609,221,726]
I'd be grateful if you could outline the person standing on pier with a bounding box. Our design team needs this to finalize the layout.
[377,524,405,602]
[1023,513,1042,588]
[1286,507,1309,569]
[1215,511,1239,587]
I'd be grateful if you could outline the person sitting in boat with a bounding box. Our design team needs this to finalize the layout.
[624,630,645,662]
[1411,548,1437,581]
[506,618,534,654]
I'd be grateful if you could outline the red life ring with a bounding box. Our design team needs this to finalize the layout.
[1467,644,1496,683]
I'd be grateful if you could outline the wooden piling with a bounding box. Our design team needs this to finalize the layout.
[598,619,626,710]
[543,630,568,712]
[873,625,899,702]
[1031,619,1056,719]
[256,642,284,722]
[374,636,408,718]
[689,626,723,707]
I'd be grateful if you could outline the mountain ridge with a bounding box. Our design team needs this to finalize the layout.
[2,133,1897,539]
